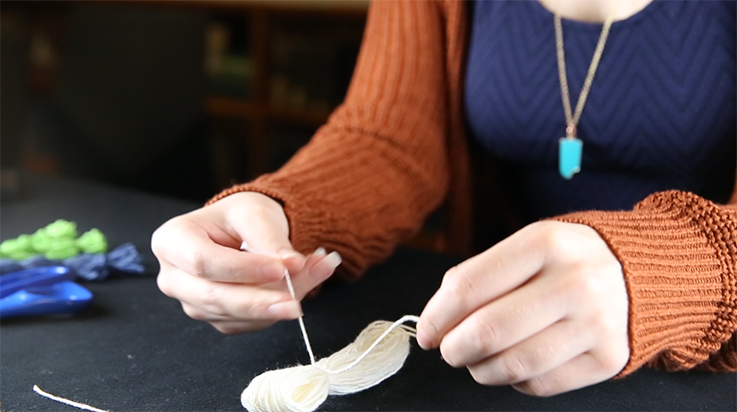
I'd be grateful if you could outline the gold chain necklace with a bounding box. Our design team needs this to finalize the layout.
[554,10,616,179]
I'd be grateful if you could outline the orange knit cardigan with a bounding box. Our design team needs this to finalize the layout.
[209,1,737,376]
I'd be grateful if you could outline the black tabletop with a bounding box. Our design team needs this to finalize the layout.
[1,173,735,412]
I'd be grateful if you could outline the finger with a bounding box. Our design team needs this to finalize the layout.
[154,220,286,283]
[466,319,594,386]
[417,227,546,349]
[209,320,276,335]
[439,274,568,367]
[162,267,301,321]
[289,249,342,299]
[240,241,305,280]
[304,247,328,269]
[180,301,229,322]
[230,205,305,269]
[511,349,624,397]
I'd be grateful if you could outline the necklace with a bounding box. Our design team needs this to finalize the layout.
[554,10,615,179]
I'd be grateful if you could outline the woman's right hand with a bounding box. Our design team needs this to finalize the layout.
[151,192,341,334]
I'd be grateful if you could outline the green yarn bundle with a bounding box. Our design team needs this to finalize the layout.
[0,220,108,261]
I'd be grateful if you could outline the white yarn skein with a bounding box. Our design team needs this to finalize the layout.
[241,315,420,412]
[239,244,420,412]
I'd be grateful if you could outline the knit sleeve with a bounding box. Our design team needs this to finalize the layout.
[207,1,451,279]
[553,191,737,376]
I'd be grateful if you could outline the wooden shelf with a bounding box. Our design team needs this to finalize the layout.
[31,0,365,212]
[205,96,262,119]
[268,107,331,128]
[206,96,331,128]
[95,0,369,16]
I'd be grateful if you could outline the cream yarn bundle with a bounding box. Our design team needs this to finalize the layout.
[237,245,420,412]
[241,315,420,412]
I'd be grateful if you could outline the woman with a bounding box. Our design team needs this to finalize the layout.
[152,0,736,396]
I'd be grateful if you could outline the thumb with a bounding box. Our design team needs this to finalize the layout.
[230,206,306,273]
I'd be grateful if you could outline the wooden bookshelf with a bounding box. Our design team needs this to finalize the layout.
[269,106,331,128]
[205,96,262,120]
[195,2,366,180]
[9,0,447,253]
[12,0,366,179]
[109,0,370,15]
[206,96,331,127]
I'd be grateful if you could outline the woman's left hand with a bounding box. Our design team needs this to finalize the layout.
[416,221,630,397]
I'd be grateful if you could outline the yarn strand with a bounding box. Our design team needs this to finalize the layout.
[238,242,316,364]
[324,315,419,374]
[283,268,316,365]
[33,385,111,412]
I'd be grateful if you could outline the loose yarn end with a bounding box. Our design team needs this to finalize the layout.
[33,385,112,412]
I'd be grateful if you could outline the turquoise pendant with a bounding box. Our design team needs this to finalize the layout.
[558,137,583,179]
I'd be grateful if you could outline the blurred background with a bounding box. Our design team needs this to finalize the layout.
[1,0,368,202]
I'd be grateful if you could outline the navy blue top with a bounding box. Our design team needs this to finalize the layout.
[465,0,736,223]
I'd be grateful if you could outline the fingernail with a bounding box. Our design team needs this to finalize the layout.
[267,300,302,319]
[323,251,342,269]
[313,247,327,257]
[258,262,284,280]
[416,328,431,350]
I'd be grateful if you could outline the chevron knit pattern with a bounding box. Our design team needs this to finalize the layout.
[208,1,737,376]
[466,1,736,221]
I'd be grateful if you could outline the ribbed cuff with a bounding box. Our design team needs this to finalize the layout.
[553,191,737,376]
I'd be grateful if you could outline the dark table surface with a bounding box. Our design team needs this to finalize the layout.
[1,173,735,412]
